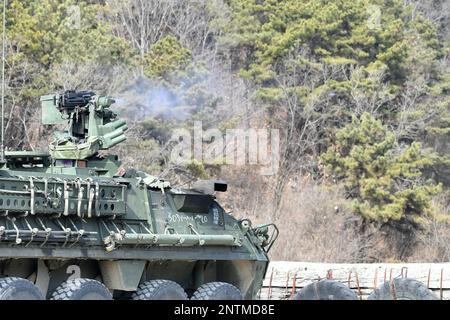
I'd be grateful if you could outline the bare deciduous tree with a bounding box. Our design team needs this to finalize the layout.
[108,0,175,69]
[107,0,227,71]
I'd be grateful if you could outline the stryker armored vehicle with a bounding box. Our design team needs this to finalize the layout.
[0,90,278,300]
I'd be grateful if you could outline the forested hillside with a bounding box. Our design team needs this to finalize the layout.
[1,0,449,262]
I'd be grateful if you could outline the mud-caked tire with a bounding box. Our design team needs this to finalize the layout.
[0,277,44,300]
[132,280,187,300]
[191,282,243,300]
[294,280,358,300]
[368,278,438,300]
[51,278,113,300]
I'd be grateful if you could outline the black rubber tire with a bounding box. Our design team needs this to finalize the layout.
[132,280,187,300]
[0,277,44,300]
[50,278,113,300]
[294,280,358,300]
[191,282,243,300]
[368,278,438,300]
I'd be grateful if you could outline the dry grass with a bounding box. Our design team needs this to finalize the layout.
[409,195,450,262]
[264,183,364,262]
[218,171,364,262]
[217,169,450,263]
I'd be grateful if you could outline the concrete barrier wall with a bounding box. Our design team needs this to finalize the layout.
[260,261,450,300]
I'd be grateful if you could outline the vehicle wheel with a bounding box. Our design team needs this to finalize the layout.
[132,280,187,300]
[294,280,358,300]
[51,278,113,300]
[191,282,243,300]
[368,278,438,300]
[0,277,44,300]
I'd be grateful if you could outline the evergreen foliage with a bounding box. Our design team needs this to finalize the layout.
[322,113,441,226]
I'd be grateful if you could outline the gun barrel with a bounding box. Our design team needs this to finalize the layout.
[102,119,127,131]
[109,135,126,146]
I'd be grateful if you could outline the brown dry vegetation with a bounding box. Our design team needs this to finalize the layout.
[217,168,450,263]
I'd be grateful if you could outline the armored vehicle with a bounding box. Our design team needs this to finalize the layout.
[0,90,277,300]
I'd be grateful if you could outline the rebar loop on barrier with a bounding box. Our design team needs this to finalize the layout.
[348,269,363,300]
[390,278,397,300]
[355,271,362,300]
[373,268,378,290]
[262,264,450,300]
[268,268,274,300]
[284,271,290,298]
[290,272,297,300]
[326,269,333,279]
[400,266,408,278]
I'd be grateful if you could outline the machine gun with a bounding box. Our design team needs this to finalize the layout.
[57,90,95,112]
[41,90,127,160]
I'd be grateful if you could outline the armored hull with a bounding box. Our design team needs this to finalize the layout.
[0,91,277,300]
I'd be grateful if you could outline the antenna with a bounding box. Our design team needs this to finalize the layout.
[0,0,5,162]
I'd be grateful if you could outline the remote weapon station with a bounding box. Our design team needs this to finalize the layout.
[0,90,278,299]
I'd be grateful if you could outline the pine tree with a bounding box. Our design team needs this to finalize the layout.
[321,113,442,227]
